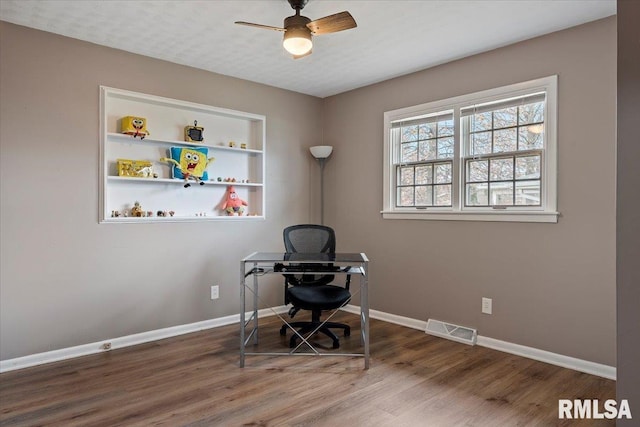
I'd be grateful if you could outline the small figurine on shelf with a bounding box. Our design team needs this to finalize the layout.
[168,211,175,217]
[131,201,144,217]
[221,185,248,216]
[157,210,166,217]
[160,146,215,188]
[184,120,204,142]
[120,116,150,140]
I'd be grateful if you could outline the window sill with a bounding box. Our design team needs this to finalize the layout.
[380,210,559,223]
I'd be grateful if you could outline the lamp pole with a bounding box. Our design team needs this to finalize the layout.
[319,157,326,225]
[309,146,333,226]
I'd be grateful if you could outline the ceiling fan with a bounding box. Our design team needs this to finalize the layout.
[235,0,357,58]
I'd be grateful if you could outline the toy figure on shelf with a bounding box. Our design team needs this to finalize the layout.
[160,146,215,188]
[221,185,247,216]
[184,120,204,142]
[117,159,157,178]
[120,116,150,140]
[131,201,144,217]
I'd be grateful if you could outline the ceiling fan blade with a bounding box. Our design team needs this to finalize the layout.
[293,49,312,60]
[234,21,286,32]
[306,11,356,35]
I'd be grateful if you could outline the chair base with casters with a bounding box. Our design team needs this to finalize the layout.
[280,283,351,349]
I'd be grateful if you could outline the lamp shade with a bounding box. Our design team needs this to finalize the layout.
[309,145,333,159]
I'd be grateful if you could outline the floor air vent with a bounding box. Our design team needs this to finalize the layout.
[425,319,477,345]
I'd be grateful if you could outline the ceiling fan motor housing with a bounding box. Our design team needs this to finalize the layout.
[284,14,312,32]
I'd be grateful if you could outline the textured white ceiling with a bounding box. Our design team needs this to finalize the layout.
[0,0,616,98]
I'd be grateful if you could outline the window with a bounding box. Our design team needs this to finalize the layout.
[383,76,558,223]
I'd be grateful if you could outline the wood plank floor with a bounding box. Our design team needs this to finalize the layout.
[0,313,615,426]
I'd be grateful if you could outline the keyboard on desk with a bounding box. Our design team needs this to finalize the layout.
[273,263,343,273]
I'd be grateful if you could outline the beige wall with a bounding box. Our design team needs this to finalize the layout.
[0,22,323,360]
[0,17,618,367]
[323,17,617,365]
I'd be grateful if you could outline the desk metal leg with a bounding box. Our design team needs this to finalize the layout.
[240,261,246,368]
[362,260,370,369]
[252,266,259,345]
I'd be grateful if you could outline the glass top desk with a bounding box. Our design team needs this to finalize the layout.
[240,252,369,369]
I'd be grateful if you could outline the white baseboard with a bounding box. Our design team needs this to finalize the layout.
[2,304,616,381]
[342,304,616,380]
[476,336,616,380]
[341,304,428,330]
[0,306,288,373]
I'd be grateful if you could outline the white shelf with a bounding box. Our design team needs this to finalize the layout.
[106,176,263,186]
[100,87,266,223]
[107,132,263,154]
[102,215,265,224]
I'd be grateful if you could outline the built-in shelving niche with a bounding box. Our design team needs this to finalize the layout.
[99,87,266,223]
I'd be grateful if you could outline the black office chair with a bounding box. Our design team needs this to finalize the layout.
[279,224,351,349]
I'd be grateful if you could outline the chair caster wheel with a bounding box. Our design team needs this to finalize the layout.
[344,328,351,337]
[332,341,340,349]
[280,326,287,336]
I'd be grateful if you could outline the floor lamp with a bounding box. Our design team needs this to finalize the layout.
[309,145,333,225]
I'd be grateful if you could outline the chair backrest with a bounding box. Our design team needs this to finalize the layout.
[284,224,336,254]
[283,224,336,286]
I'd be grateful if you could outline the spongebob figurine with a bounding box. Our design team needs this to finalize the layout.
[160,146,215,188]
[120,116,150,139]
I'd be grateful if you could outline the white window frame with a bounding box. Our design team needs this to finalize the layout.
[382,76,558,223]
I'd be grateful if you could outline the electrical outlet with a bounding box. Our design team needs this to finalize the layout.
[482,297,492,315]
[210,285,219,300]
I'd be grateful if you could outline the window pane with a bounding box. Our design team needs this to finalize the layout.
[401,142,418,162]
[437,137,454,159]
[515,180,541,206]
[415,165,433,184]
[401,125,418,142]
[493,128,517,153]
[515,155,541,179]
[418,140,437,161]
[518,126,544,150]
[472,112,492,132]
[434,184,452,206]
[415,185,433,206]
[435,163,452,184]
[468,160,488,182]
[419,122,437,140]
[490,158,514,181]
[466,183,488,206]
[437,119,454,137]
[398,187,414,206]
[490,182,514,205]
[519,101,544,125]
[399,166,414,185]
[493,106,517,129]
[472,131,492,155]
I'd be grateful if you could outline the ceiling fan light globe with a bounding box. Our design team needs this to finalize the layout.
[283,28,312,55]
